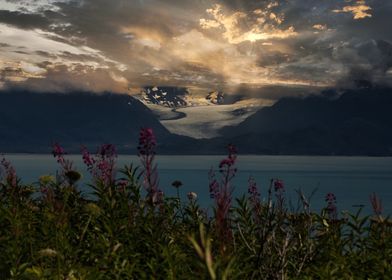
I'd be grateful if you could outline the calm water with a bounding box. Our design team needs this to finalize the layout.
[4,154,392,215]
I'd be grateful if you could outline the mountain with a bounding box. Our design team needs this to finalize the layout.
[138,86,189,108]
[220,87,392,155]
[1,88,391,156]
[0,90,197,153]
[206,91,224,104]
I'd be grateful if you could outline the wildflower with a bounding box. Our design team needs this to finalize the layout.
[248,176,260,205]
[187,191,197,201]
[273,178,285,210]
[82,146,95,167]
[274,179,284,192]
[172,180,183,188]
[369,192,382,216]
[98,143,117,158]
[152,190,164,205]
[38,175,54,194]
[52,143,65,158]
[138,128,156,156]
[325,192,338,220]
[39,175,55,186]
[325,192,336,203]
[38,248,58,258]
[52,143,73,172]
[84,203,101,217]
[208,168,219,199]
[209,144,238,246]
[81,144,117,186]
[0,156,17,188]
[219,144,237,171]
[138,128,160,204]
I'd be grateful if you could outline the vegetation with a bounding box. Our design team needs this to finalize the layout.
[0,128,391,279]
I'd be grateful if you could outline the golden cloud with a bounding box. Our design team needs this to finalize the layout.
[200,4,297,44]
[333,1,372,20]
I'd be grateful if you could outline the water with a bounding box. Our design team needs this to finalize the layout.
[4,154,392,215]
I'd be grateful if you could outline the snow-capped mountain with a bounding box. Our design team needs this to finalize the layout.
[136,87,232,108]
[138,86,189,108]
[205,91,224,104]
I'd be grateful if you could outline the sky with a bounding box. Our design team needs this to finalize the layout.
[0,0,392,99]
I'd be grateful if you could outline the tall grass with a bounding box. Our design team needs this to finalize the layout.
[0,129,391,279]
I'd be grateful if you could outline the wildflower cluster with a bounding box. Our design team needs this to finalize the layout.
[0,156,17,188]
[0,129,390,279]
[82,144,117,186]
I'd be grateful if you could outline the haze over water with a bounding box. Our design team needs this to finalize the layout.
[6,154,392,216]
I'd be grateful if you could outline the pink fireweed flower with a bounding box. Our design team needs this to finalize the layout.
[82,146,95,168]
[138,128,161,204]
[248,176,263,221]
[52,143,73,172]
[273,179,285,210]
[274,179,284,192]
[209,144,238,245]
[325,192,338,220]
[248,176,260,205]
[208,168,219,199]
[0,156,17,188]
[81,144,117,185]
[98,143,117,158]
[369,192,383,216]
[52,143,65,158]
[219,144,237,169]
[138,128,156,156]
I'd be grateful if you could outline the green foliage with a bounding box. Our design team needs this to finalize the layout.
[0,163,391,279]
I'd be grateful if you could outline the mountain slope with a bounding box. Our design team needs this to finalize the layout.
[0,90,178,153]
[220,87,392,155]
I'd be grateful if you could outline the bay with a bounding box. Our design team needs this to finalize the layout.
[3,154,392,215]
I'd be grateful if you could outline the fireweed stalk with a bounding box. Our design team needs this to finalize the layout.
[138,128,162,205]
[248,176,261,213]
[52,143,73,173]
[274,179,285,211]
[209,144,237,246]
[369,192,383,217]
[0,156,17,188]
[81,144,117,186]
[325,192,338,220]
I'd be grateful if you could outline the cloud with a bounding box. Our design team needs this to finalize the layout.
[313,24,327,31]
[199,4,297,44]
[334,39,392,87]
[0,10,50,29]
[333,1,372,20]
[0,23,128,91]
[0,0,390,96]
[2,63,129,93]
